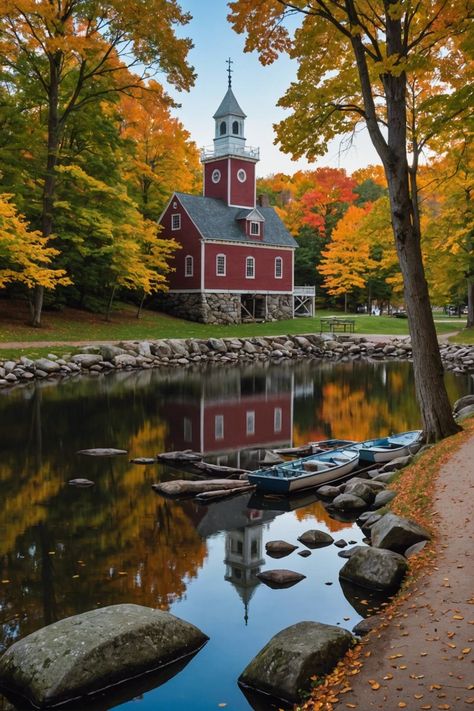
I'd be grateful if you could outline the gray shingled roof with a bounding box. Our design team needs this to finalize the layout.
[213,88,246,119]
[175,193,297,248]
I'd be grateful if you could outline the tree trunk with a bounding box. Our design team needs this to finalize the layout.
[106,285,117,321]
[467,276,474,328]
[136,292,146,319]
[33,54,62,327]
[344,292,348,313]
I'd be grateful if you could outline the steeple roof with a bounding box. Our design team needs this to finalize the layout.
[213,88,246,119]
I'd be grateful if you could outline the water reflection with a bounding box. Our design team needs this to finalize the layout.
[0,361,470,710]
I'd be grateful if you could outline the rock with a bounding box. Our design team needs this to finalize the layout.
[70,354,103,368]
[137,341,151,357]
[239,621,354,704]
[76,448,128,457]
[372,490,397,508]
[337,545,364,559]
[130,457,156,465]
[265,540,298,558]
[332,493,368,511]
[243,341,256,354]
[34,358,61,373]
[156,449,202,463]
[453,394,474,413]
[334,539,347,548]
[297,529,334,548]
[344,476,386,492]
[99,345,127,361]
[257,569,306,589]
[380,455,412,472]
[404,540,428,558]
[352,615,380,636]
[0,604,207,709]
[3,360,16,373]
[298,550,312,558]
[114,354,137,367]
[207,338,227,352]
[372,472,397,484]
[68,478,95,487]
[359,513,382,533]
[456,404,474,420]
[342,482,376,504]
[5,373,17,383]
[153,479,251,497]
[339,547,408,591]
[317,485,341,499]
[370,513,431,553]
[166,339,189,357]
[260,450,284,465]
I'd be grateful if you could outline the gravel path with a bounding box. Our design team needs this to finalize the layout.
[331,433,474,710]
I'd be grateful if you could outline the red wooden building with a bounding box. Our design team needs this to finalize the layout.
[158,79,298,324]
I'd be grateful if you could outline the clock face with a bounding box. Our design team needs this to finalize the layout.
[211,169,221,184]
[237,168,247,183]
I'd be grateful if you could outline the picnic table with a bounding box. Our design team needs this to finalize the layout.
[320,317,356,334]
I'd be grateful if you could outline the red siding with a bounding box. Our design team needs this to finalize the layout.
[159,196,201,290]
[229,158,255,208]
[203,158,228,202]
[204,242,293,292]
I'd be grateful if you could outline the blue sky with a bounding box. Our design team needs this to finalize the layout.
[165,0,380,178]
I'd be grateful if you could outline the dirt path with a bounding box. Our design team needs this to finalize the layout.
[332,434,474,710]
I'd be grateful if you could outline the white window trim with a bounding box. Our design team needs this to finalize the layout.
[171,213,181,230]
[245,256,255,279]
[246,411,255,436]
[215,414,224,440]
[274,407,282,433]
[250,221,260,236]
[216,253,226,277]
[275,256,283,279]
[185,255,193,277]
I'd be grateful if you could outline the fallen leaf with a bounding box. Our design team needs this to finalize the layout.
[420,706,432,710]
[398,703,407,708]
[383,673,394,680]
[462,648,471,654]
[431,684,442,690]
[1,580,10,584]
[414,694,424,699]
[388,653,404,659]
[452,614,464,620]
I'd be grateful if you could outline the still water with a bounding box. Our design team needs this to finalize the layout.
[0,360,470,710]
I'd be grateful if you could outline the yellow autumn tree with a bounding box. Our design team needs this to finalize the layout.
[0,194,70,291]
[319,204,376,311]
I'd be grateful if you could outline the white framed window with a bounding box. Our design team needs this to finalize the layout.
[171,213,181,230]
[274,407,282,433]
[185,255,193,277]
[245,256,255,279]
[275,256,283,278]
[246,411,255,436]
[212,168,221,184]
[237,168,247,183]
[183,417,192,442]
[216,253,226,276]
[250,221,260,236]
[215,414,224,440]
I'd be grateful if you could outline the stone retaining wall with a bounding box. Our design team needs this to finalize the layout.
[159,292,293,324]
[0,335,473,389]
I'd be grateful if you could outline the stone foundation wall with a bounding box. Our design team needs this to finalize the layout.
[161,292,293,324]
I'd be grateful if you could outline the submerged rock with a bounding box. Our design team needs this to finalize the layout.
[0,604,208,709]
[257,569,306,589]
[339,546,408,591]
[297,529,334,548]
[239,621,354,704]
[130,457,156,465]
[77,448,128,457]
[265,540,298,558]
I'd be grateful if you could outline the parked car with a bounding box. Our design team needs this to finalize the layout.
[391,309,407,318]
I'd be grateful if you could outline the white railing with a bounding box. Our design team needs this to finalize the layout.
[294,286,315,296]
[200,145,260,160]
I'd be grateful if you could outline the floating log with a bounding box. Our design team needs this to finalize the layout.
[191,461,250,478]
[152,479,251,498]
[195,485,255,503]
[156,450,203,463]
[68,478,95,487]
[129,457,156,465]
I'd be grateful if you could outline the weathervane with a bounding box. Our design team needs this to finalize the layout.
[226,57,233,88]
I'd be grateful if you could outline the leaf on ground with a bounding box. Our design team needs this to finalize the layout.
[462,647,471,654]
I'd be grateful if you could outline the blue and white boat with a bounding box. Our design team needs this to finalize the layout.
[248,447,359,494]
[354,430,423,464]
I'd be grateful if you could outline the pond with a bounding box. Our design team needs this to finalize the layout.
[0,360,471,710]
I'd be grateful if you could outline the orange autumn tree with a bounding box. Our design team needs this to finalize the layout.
[319,204,375,310]
[0,195,70,304]
[0,0,195,326]
[120,82,201,221]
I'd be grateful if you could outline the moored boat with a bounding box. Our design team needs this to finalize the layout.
[354,430,423,464]
[248,447,359,494]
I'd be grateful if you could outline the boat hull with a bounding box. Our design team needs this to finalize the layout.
[356,431,422,464]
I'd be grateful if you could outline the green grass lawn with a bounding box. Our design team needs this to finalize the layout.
[0,299,469,360]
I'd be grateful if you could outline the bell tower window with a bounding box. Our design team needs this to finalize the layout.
[232,120,239,135]
[220,121,226,136]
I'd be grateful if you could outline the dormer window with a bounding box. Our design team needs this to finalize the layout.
[220,121,226,136]
[232,120,239,135]
[250,221,260,236]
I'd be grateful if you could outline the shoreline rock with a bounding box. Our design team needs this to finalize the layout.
[0,334,472,390]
